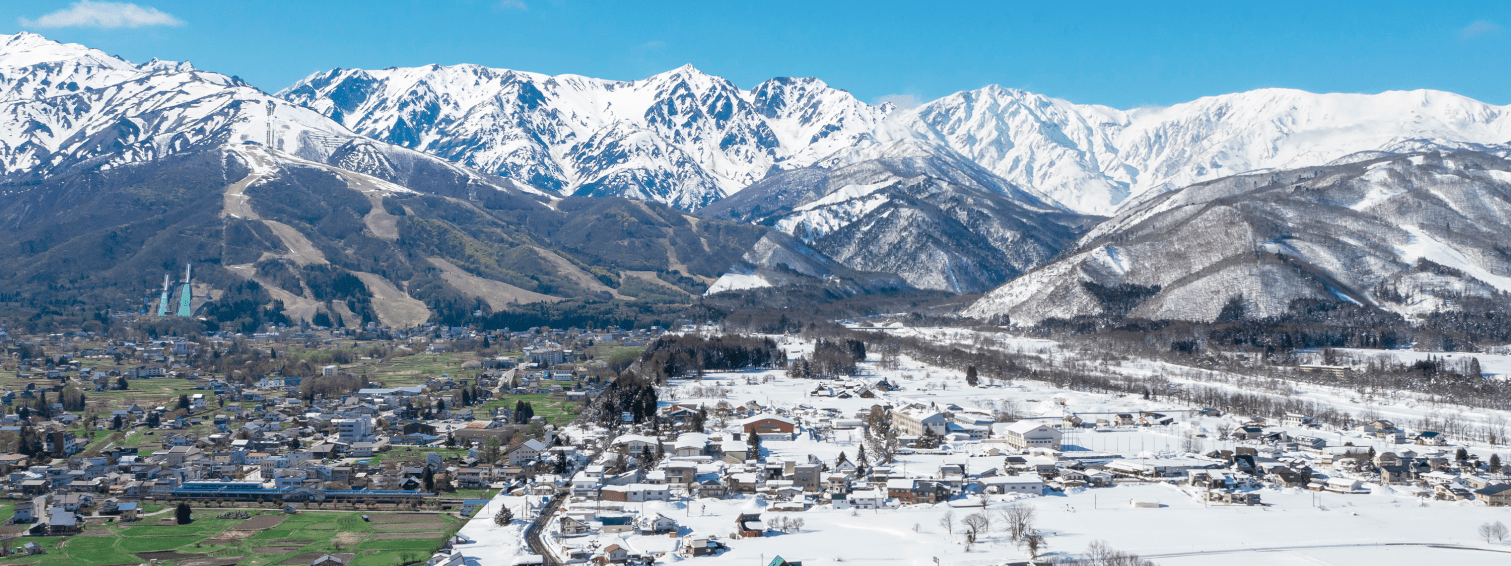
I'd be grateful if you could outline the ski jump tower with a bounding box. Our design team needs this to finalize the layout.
[176,264,193,317]
[155,273,172,317]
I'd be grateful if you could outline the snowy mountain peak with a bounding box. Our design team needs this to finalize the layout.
[0,32,134,70]
[137,57,195,73]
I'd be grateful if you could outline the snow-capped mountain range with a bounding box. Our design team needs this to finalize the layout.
[0,31,547,202]
[10,29,1511,217]
[0,32,348,178]
[879,85,1511,214]
[7,30,1511,325]
[281,60,1511,215]
[279,64,890,210]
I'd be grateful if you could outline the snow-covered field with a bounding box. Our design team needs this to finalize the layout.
[1332,347,1511,380]
[476,327,1511,565]
[454,494,530,566]
[544,484,1511,566]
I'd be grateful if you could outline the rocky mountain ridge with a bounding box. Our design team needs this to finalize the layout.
[963,151,1511,324]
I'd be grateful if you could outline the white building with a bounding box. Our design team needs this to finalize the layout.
[895,408,949,437]
[1000,421,1062,451]
[981,474,1045,495]
[526,347,565,367]
[844,488,889,509]
[334,416,374,444]
[508,439,549,465]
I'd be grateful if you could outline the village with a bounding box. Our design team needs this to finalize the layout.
[2,321,1511,566]
[0,319,666,566]
[477,329,1511,566]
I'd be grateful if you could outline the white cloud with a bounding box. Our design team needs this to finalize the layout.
[499,0,529,10]
[18,1,183,29]
[1458,20,1500,39]
[875,93,921,110]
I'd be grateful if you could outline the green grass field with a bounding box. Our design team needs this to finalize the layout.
[355,352,482,387]
[585,343,644,361]
[448,489,499,501]
[483,394,584,426]
[0,509,466,566]
[0,373,215,417]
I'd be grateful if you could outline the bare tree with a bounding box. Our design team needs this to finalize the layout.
[1083,540,1158,566]
[961,512,990,545]
[1000,503,1036,542]
[938,510,955,536]
[1181,435,1203,454]
[1481,521,1509,543]
[1024,530,1046,560]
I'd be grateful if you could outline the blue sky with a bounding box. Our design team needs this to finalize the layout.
[4,1,1509,109]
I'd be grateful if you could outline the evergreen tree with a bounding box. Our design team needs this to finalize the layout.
[747,431,761,459]
[117,376,128,390]
[965,365,978,387]
[175,502,192,525]
[493,504,513,526]
[916,427,942,449]
[1491,454,1503,474]
[423,467,435,492]
[178,394,191,411]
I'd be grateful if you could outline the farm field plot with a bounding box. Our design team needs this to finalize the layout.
[0,510,465,566]
[0,374,215,410]
[483,393,583,426]
[357,353,481,386]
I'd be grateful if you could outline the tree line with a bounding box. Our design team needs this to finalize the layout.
[633,334,787,381]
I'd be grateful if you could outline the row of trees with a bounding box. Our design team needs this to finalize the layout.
[848,328,1384,435]
[786,338,867,378]
[511,400,537,424]
[592,374,659,427]
[634,334,787,381]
